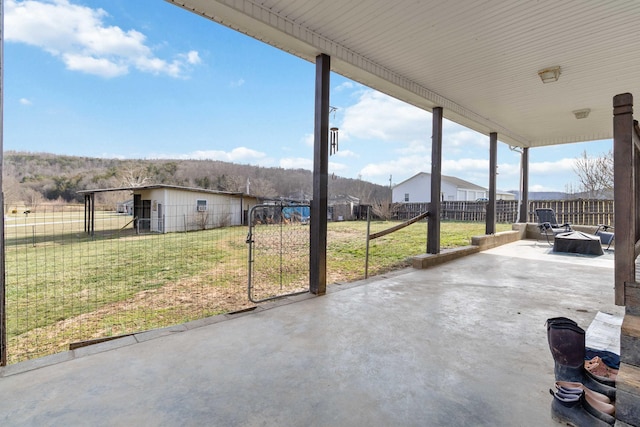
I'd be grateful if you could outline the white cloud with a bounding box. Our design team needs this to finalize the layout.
[190,147,268,162]
[19,98,32,105]
[396,140,430,155]
[280,157,313,171]
[442,158,488,175]
[334,81,354,92]
[444,127,488,150]
[63,53,127,77]
[360,155,429,183]
[340,90,429,142]
[5,0,200,78]
[152,147,270,164]
[329,161,348,173]
[529,158,576,174]
[185,50,201,65]
[302,133,314,147]
[333,149,358,158]
[530,184,555,192]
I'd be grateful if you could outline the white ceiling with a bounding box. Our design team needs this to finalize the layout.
[167,0,640,148]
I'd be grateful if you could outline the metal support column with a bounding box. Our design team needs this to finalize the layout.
[486,132,497,234]
[427,107,443,254]
[84,193,95,236]
[518,147,529,223]
[85,194,90,233]
[310,54,330,295]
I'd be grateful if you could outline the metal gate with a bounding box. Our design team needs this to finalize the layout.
[247,203,310,302]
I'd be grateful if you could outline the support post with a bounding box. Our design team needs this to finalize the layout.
[427,107,443,254]
[310,54,330,295]
[486,132,497,234]
[613,93,634,306]
[0,0,7,367]
[519,147,529,223]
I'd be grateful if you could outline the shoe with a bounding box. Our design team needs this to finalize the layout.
[547,321,616,400]
[555,381,611,404]
[550,389,614,426]
[555,383,615,416]
[585,356,618,386]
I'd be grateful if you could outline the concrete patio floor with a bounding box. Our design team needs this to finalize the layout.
[0,240,623,426]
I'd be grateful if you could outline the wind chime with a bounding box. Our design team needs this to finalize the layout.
[329,106,339,156]
[330,127,339,155]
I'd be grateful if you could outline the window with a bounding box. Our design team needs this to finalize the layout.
[404,193,409,202]
[196,200,207,212]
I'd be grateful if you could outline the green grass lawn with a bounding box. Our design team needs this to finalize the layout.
[4,213,511,363]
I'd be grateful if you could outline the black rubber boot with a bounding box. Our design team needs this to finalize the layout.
[550,389,613,426]
[547,322,616,400]
[546,317,578,344]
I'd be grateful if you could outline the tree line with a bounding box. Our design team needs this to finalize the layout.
[2,151,391,210]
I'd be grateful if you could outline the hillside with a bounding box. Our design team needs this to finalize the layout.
[2,151,391,208]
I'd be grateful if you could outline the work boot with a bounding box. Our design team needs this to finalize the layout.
[547,322,616,400]
[550,389,613,426]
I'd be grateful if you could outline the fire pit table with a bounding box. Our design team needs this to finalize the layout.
[553,231,604,256]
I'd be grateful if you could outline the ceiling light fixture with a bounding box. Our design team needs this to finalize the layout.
[538,66,561,83]
[573,109,591,119]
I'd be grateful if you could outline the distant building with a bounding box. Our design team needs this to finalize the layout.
[496,191,516,201]
[80,185,259,234]
[116,200,134,214]
[328,195,360,221]
[392,172,488,203]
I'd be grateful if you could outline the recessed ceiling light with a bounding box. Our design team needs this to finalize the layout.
[538,66,561,83]
[573,109,591,119]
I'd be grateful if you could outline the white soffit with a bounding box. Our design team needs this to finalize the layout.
[167,0,640,148]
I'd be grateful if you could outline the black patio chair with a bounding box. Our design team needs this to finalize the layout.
[594,224,615,250]
[535,208,572,245]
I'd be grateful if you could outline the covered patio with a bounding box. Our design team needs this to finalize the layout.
[2,0,640,425]
[0,240,621,425]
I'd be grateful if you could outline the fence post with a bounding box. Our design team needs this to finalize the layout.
[365,206,371,278]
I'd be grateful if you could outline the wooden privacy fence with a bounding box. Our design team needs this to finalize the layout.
[527,199,614,226]
[395,201,518,223]
[393,199,614,226]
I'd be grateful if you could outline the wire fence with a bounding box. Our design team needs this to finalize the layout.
[2,203,429,365]
[2,199,617,364]
[4,204,252,364]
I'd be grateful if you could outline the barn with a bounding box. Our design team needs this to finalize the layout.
[79,185,259,234]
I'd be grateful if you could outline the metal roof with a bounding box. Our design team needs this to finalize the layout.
[167,0,640,148]
[77,184,245,197]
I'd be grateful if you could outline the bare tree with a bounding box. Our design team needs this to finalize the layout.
[119,164,151,187]
[24,188,45,211]
[573,149,613,198]
[2,175,23,213]
[250,178,277,198]
[370,199,397,220]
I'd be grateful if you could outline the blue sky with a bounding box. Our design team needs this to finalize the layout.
[4,0,613,192]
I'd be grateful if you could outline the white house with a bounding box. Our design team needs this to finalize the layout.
[392,172,488,203]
